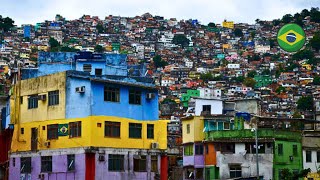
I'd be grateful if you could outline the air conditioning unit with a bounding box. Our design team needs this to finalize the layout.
[151,142,159,149]
[98,155,105,161]
[38,94,46,101]
[146,93,155,99]
[44,141,50,147]
[289,156,293,161]
[75,86,85,93]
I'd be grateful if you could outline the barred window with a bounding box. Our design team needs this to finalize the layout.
[21,157,31,173]
[69,121,81,138]
[28,95,38,109]
[104,86,120,102]
[129,89,141,105]
[41,156,52,172]
[108,154,124,171]
[105,121,120,137]
[47,124,58,140]
[129,123,142,138]
[48,90,59,106]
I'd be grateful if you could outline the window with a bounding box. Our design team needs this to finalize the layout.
[278,144,283,155]
[28,95,38,109]
[129,123,142,138]
[41,156,52,172]
[147,124,154,139]
[95,68,102,76]
[12,158,15,167]
[184,144,193,156]
[230,165,242,178]
[105,121,120,137]
[195,144,203,155]
[306,150,312,162]
[129,89,141,105]
[317,151,320,163]
[21,128,24,134]
[108,154,124,171]
[293,145,298,156]
[205,144,209,154]
[83,64,92,72]
[104,86,120,102]
[151,155,158,172]
[187,124,190,134]
[224,122,230,130]
[47,124,58,140]
[202,105,211,112]
[21,157,31,173]
[48,90,59,106]
[69,121,81,138]
[20,96,23,104]
[67,154,75,171]
[134,155,146,172]
[196,168,203,179]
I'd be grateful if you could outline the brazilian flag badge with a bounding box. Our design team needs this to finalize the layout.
[277,23,305,52]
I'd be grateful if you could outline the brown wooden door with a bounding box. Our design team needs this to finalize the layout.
[31,128,38,151]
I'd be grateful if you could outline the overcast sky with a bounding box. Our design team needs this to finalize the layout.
[1,0,319,26]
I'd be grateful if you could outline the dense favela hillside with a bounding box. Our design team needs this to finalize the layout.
[0,7,319,180]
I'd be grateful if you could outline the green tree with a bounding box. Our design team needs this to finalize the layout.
[243,77,256,88]
[153,55,168,68]
[310,32,320,51]
[0,16,14,32]
[49,37,60,52]
[292,49,314,60]
[292,111,302,118]
[200,72,214,82]
[272,19,281,26]
[313,75,320,85]
[261,69,270,75]
[234,28,243,37]
[297,96,314,111]
[308,58,320,65]
[282,14,293,23]
[94,45,104,53]
[276,86,286,94]
[310,7,320,23]
[208,22,216,27]
[235,76,245,83]
[172,34,190,48]
[247,70,257,78]
[60,46,77,52]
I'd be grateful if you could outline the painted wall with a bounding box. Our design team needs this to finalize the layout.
[274,140,303,180]
[76,60,107,76]
[11,116,167,152]
[14,71,66,123]
[194,99,223,116]
[204,143,217,166]
[182,116,204,144]
[303,150,320,173]
[91,81,159,120]
[216,152,273,180]
[9,152,85,180]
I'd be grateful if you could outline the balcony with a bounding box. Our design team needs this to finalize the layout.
[205,129,301,142]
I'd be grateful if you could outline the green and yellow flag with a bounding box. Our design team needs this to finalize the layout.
[277,23,305,52]
[58,124,69,136]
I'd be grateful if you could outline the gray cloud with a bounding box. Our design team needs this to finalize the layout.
[1,0,319,25]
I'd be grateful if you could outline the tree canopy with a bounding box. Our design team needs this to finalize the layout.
[0,16,14,32]
[172,34,190,48]
[49,37,60,52]
[234,28,243,37]
[310,32,320,51]
[243,77,256,88]
[94,45,104,53]
[297,96,314,111]
[153,55,168,68]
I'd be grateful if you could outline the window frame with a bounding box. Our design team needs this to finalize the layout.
[129,89,141,105]
[47,124,58,140]
[28,95,38,109]
[41,156,52,172]
[151,155,158,172]
[67,154,75,171]
[229,165,242,178]
[186,124,190,134]
[147,124,154,139]
[95,68,102,76]
[104,86,120,102]
[184,144,194,156]
[83,64,92,72]
[20,157,31,173]
[108,154,124,171]
[293,145,298,156]
[195,144,203,155]
[69,121,82,138]
[133,155,147,172]
[202,105,211,112]
[317,151,320,163]
[306,150,312,162]
[129,123,142,138]
[105,121,121,138]
[278,143,283,155]
[48,90,59,106]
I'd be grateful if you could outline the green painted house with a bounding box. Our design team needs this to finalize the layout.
[181,89,200,107]
[254,75,272,88]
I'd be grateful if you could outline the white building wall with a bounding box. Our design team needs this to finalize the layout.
[194,99,223,116]
[303,150,320,173]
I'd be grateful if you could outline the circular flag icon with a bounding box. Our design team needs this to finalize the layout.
[277,23,305,52]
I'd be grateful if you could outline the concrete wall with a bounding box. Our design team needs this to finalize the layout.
[216,152,273,180]
[234,99,259,115]
[194,99,223,116]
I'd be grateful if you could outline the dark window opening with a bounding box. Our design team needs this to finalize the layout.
[95,68,102,76]
[129,89,141,105]
[69,121,81,138]
[48,90,59,106]
[108,154,124,171]
[129,123,142,138]
[147,124,154,139]
[105,121,120,137]
[47,124,58,140]
[21,157,31,173]
[41,156,52,172]
[83,64,92,72]
[28,95,38,109]
[104,86,120,102]
[134,155,146,172]
[67,154,75,171]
